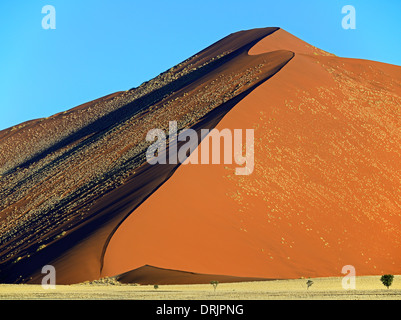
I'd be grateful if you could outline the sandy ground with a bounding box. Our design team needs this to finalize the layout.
[0,275,400,300]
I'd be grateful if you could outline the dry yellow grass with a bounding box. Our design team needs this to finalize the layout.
[0,275,400,300]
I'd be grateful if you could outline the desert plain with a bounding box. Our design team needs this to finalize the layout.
[0,275,400,300]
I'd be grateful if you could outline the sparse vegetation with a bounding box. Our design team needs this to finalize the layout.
[36,244,47,252]
[13,256,22,264]
[210,280,219,292]
[82,277,121,286]
[306,279,314,290]
[154,284,159,290]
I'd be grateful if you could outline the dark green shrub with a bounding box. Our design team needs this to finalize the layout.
[380,275,394,289]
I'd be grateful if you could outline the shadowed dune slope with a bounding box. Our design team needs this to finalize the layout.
[102,29,401,281]
[0,27,296,284]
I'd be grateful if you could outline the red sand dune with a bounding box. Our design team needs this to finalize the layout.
[102,29,401,281]
[115,265,267,285]
[1,28,401,284]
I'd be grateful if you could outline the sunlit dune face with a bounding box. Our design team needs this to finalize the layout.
[103,30,401,281]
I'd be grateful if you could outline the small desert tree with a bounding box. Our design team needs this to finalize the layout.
[306,279,314,290]
[380,275,394,289]
[154,284,159,290]
[210,280,219,292]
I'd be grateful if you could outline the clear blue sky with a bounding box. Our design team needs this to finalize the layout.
[0,0,400,130]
